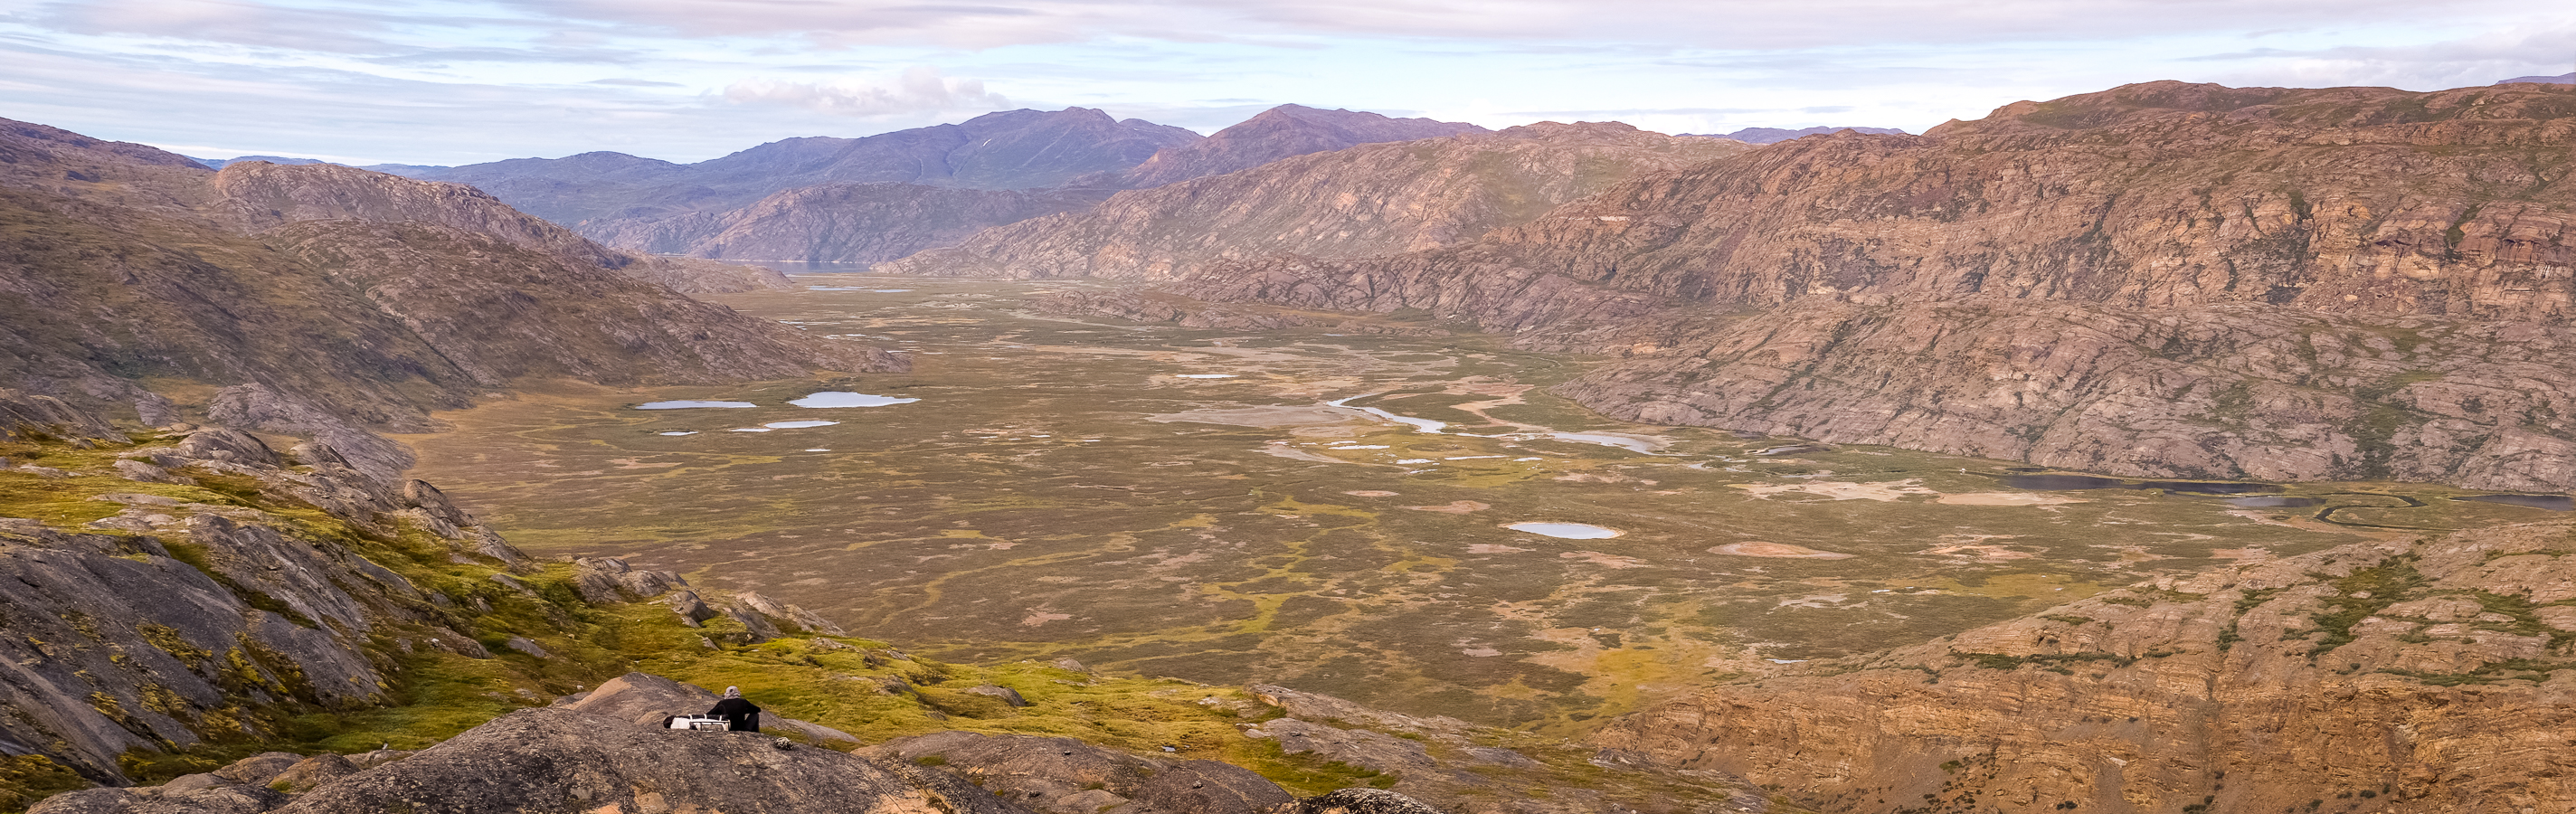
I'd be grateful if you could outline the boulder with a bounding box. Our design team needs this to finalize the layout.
[667,591,720,626]
[963,685,1028,707]
[174,428,279,468]
[734,591,848,636]
[571,557,685,604]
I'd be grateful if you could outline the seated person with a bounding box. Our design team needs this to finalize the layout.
[706,686,762,733]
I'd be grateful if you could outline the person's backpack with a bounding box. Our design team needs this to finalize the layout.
[664,715,732,731]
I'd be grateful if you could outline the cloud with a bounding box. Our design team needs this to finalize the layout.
[2179,18,2576,90]
[504,0,2539,51]
[590,77,684,87]
[723,66,1009,117]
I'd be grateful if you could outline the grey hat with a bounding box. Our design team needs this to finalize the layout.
[724,686,742,698]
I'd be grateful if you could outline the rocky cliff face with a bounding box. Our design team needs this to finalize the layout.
[1076,81,2576,489]
[0,393,535,787]
[0,117,888,438]
[1163,81,2576,322]
[582,182,1109,264]
[1110,105,1488,190]
[880,123,1747,279]
[1592,519,2576,814]
[1555,299,2576,491]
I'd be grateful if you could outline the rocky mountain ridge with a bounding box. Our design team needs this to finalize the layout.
[1104,105,1489,190]
[580,182,1110,264]
[1591,518,2576,814]
[401,107,1200,225]
[1058,80,2576,489]
[1683,126,1906,143]
[503,105,1490,270]
[878,122,1750,279]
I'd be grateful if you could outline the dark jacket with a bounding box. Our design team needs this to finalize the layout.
[707,696,761,733]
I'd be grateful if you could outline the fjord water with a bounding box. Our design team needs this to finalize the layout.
[402,275,2561,732]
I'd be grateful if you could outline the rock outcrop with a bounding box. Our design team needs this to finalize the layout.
[0,400,534,785]
[266,707,1034,814]
[881,123,1748,279]
[0,395,863,799]
[583,182,1109,264]
[1592,519,2576,814]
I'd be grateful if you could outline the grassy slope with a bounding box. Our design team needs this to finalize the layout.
[0,429,1402,811]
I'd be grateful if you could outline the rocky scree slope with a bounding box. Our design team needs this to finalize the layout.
[1592,519,2576,814]
[881,122,1750,279]
[1086,81,2576,489]
[0,118,895,460]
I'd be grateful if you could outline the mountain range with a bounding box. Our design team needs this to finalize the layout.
[880,121,1750,279]
[1057,80,2576,493]
[1684,125,1908,143]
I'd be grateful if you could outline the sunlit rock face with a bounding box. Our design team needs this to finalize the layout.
[1080,80,2576,489]
[1595,519,2576,814]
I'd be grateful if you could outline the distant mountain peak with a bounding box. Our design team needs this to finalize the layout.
[1682,126,1908,144]
[1112,104,1487,188]
[190,155,332,170]
[2496,71,2575,85]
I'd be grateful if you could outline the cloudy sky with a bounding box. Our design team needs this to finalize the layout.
[4,0,2570,166]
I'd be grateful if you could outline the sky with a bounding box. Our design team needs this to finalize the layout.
[3,0,2571,166]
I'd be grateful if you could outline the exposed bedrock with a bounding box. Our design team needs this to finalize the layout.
[1592,520,2576,814]
[1552,298,2576,491]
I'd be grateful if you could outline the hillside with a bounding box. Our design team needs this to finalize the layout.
[1078,80,2576,489]
[1594,518,2576,814]
[879,122,1750,279]
[0,118,895,472]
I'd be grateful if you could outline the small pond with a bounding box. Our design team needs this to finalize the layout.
[791,392,920,408]
[1506,522,1624,539]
